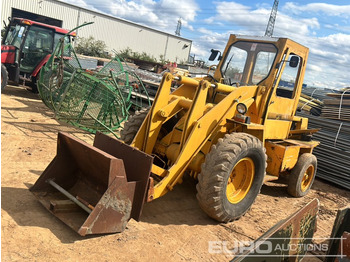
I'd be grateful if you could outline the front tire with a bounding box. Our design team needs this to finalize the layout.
[1,64,9,91]
[196,133,266,222]
[120,107,149,144]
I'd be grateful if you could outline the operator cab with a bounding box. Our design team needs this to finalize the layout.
[209,37,279,86]
[209,35,302,92]
[1,18,75,91]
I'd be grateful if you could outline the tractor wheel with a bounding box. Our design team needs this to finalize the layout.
[287,153,317,197]
[28,75,39,94]
[121,107,150,144]
[196,133,266,222]
[1,64,8,91]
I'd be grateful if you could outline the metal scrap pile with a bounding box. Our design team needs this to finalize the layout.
[38,37,150,135]
[298,112,350,189]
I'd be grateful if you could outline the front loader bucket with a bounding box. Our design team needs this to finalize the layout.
[30,132,153,236]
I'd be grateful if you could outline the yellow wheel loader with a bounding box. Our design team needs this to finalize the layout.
[31,35,319,235]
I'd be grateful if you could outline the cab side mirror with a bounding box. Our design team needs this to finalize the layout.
[209,49,222,61]
[289,56,299,68]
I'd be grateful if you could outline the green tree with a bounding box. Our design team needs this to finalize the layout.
[75,36,110,58]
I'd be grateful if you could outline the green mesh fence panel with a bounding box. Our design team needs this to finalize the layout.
[38,37,150,135]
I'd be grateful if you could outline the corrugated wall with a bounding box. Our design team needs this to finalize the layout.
[1,0,192,62]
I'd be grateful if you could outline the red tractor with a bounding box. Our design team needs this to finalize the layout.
[1,17,75,92]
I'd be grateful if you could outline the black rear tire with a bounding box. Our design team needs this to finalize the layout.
[1,64,8,91]
[196,133,266,222]
[120,107,149,144]
[29,76,39,93]
[288,153,317,197]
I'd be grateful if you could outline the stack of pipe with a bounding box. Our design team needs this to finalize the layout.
[298,93,323,116]
[321,88,350,122]
[298,112,350,190]
[301,87,335,101]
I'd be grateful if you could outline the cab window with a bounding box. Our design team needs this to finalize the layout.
[221,41,277,86]
[23,25,54,53]
[275,53,302,99]
[4,24,26,48]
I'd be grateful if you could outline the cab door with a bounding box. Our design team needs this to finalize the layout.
[264,50,306,140]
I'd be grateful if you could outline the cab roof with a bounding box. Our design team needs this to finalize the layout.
[12,17,76,36]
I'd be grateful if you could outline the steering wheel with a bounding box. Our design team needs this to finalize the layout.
[204,74,217,83]
[230,81,240,87]
[224,78,240,87]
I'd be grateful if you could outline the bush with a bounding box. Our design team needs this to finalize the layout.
[75,36,110,58]
[118,48,157,63]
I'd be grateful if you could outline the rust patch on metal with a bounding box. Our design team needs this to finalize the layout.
[232,198,319,261]
[147,177,155,202]
[339,232,350,259]
[326,206,350,261]
[93,132,153,221]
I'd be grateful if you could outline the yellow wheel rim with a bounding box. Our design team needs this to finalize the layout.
[226,157,255,204]
[301,165,314,192]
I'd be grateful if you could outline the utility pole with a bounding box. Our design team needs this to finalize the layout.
[265,0,279,37]
[175,18,182,36]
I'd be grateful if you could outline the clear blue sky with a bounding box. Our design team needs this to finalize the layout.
[62,0,350,89]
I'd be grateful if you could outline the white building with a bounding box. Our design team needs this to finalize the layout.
[1,0,192,63]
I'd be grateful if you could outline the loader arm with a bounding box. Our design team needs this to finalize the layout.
[132,73,261,199]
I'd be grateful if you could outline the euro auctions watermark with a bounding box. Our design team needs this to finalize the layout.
[208,238,346,258]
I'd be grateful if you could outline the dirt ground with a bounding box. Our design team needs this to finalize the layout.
[1,84,350,261]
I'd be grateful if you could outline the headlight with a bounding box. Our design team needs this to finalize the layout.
[237,103,247,114]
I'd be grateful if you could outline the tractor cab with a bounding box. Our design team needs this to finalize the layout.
[1,17,75,91]
[209,36,303,90]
